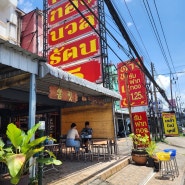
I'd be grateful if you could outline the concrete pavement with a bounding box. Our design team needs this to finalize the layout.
[104,137,185,185]
[42,136,185,185]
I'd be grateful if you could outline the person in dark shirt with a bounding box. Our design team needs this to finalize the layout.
[80,121,93,153]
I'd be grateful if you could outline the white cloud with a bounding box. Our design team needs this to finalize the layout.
[154,75,171,111]
[127,22,133,27]
[156,75,170,90]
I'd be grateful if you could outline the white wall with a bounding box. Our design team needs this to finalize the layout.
[0,0,19,44]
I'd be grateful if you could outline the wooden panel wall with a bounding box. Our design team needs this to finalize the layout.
[61,102,115,138]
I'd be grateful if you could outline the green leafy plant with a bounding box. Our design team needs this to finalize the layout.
[0,123,62,185]
[129,133,150,150]
[145,141,157,157]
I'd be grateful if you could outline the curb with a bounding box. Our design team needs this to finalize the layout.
[92,157,131,181]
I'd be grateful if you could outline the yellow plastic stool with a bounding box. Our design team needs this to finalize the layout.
[156,152,175,180]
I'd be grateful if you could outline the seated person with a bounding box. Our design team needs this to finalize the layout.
[66,123,80,152]
[80,121,93,152]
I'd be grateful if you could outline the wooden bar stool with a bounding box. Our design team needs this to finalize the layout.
[91,143,111,162]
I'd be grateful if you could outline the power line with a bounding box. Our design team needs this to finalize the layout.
[121,0,152,71]
[155,70,185,76]
[104,0,170,105]
[68,0,148,90]
[143,0,172,74]
[68,0,136,63]
[153,0,177,77]
[153,0,181,98]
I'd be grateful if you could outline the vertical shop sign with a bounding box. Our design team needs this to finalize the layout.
[132,111,150,138]
[46,0,102,83]
[132,111,150,135]
[117,59,148,108]
[162,112,179,136]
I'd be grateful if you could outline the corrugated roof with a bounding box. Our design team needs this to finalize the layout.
[39,63,121,100]
[0,38,121,103]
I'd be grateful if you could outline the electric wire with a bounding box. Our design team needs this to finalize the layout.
[123,0,152,68]
[104,0,170,105]
[80,0,149,90]
[123,0,165,91]
[153,0,177,77]
[144,0,181,103]
[68,0,169,105]
[143,0,172,74]
[68,0,133,60]
[67,0,150,92]
[153,0,181,98]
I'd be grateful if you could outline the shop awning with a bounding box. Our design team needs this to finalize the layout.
[0,38,121,105]
[38,62,121,100]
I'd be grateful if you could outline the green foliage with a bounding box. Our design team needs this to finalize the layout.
[0,123,62,185]
[145,141,157,157]
[129,133,150,150]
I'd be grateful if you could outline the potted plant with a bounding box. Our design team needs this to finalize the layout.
[129,133,150,165]
[0,123,62,185]
[145,141,157,167]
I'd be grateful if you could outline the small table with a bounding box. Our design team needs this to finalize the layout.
[91,138,111,161]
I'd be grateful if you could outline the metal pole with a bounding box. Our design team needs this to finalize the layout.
[124,73,134,133]
[38,121,45,185]
[170,73,174,111]
[151,63,162,140]
[29,73,36,178]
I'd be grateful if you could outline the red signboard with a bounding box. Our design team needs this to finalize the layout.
[48,0,61,6]
[48,12,98,46]
[132,111,150,138]
[117,59,148,108]
[62,60,102,82]
[49,86,78,102]
[48,34,100,67]
[47,0,101,83]
[48,0,97,25]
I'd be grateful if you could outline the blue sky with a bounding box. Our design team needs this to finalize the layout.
[18,0,185,111]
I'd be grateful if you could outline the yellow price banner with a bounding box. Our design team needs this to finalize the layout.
[162,112,179,136]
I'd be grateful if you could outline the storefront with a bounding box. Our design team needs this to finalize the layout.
[0,38,121,141]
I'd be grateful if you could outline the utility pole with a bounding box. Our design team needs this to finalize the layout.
[176,96,181,124]
[147,81,156,140]
[151,63,163,140]
[170,73,174,111]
